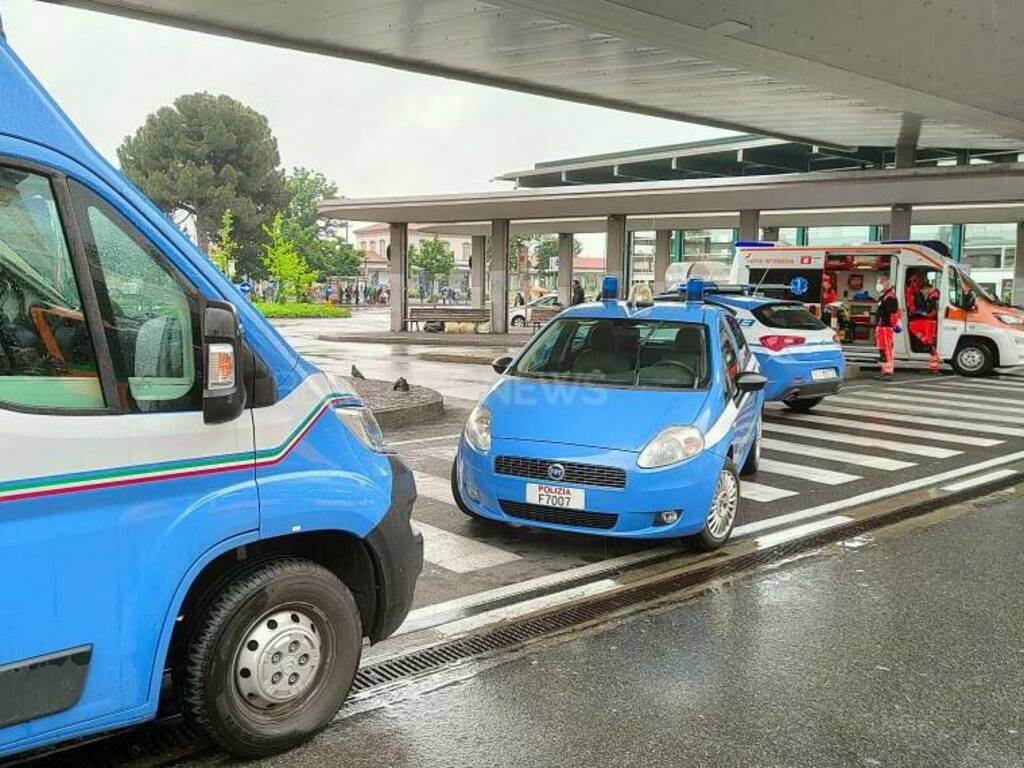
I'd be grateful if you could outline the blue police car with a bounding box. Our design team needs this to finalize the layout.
[451,278,766,549]
[703,293,845,411]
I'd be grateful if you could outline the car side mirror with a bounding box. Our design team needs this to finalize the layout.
[492,356,513,375]
[736,371,767,393]
[202,300,246,424]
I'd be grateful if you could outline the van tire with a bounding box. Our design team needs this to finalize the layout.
[451,459,484,520]
[951,339,995,377]
[177,558,361,758]
[783,397,823,412]
[691,460,740,552]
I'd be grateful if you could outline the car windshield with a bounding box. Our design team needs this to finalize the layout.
[751,302,827,330]
[512,317,709,389]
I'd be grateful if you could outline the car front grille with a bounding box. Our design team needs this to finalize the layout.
[499,500,618,530]
[494,456,626,489]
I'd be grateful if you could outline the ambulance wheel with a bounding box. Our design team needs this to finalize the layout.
[451,459,484,520]
[951,340,994,377]
[783,397,823,413]
[177,558,361,758]
[692,460,739,551]
[511,315,527,327]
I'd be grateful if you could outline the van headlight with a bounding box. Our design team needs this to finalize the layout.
[336,406,389,452]
[638,426,704,468]
[464,404,492,453]
[995,313,1024,326]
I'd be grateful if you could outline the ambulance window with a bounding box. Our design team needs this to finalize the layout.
[70,183,202,413]
[0,167,105,410]
[946,268,963,309]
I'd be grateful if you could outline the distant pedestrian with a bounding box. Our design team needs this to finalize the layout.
[875,275,900,377]
[514,291,525,307]
[571,278,585,306]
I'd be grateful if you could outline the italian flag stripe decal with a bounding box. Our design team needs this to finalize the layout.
[0,393,362,504]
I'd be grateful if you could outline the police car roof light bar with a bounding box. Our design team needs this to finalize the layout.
[601,275,619,301]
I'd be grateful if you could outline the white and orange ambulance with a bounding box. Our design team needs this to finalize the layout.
[730,240,1024,376]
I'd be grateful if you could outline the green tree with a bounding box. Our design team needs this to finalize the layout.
[210,208,239,278]
[117,92,288,276]
[409,237,455,297]
[281,167,359,279]
[262,213,316,302]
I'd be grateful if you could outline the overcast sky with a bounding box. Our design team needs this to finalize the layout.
[2,0,729,200]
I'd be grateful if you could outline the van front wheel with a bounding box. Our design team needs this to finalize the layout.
[951,340,994,377]
[177,558,362,758]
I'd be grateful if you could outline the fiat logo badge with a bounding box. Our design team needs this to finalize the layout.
[547,463,566,481]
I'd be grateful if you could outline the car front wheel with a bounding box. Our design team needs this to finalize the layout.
[691,460,739,551]
[510,315,526,327]
[177,559,362,758]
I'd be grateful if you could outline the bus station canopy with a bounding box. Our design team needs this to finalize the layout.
[319,163,1024,225]
[46,0,1024,149]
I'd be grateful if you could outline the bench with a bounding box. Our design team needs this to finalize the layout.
[528,305,562,331]
[406,306,491,332]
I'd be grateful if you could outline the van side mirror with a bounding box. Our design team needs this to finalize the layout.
[202,300,246,424]
[964,292,978,312]
[736,371,767,393]
[492,356,513,375]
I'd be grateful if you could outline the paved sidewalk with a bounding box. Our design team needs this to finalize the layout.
[236,495,1024,768]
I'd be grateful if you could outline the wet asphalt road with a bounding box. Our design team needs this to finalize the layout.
[220,494,1024,768]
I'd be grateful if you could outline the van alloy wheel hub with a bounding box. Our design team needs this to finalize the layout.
[235,609,322,708]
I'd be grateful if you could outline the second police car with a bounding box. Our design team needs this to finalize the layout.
[451,278,767,549]
[701,292,845,411]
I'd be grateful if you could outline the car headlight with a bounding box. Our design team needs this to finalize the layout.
[638,426,704,468]
[994,312,1024,326]
[336,406,389,452]
[464,404,492,453]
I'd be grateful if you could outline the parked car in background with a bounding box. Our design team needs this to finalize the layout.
[510,292,562,327]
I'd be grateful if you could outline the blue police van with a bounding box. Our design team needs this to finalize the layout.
[0,34,422,759]
[451,278,767,549]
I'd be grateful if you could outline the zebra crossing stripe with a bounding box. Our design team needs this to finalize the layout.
[896,388,1024,409]
[762,422,960,458]
[756,458,860,485]
[855,390,1024,414]
[834,393,1024,426]
[811,404,1024,439]
[413,470,458,507]
[740,481,798,502]
[772,411,1002,447]
[760,438,915,470]
[907,379,1024,395]
[413,521,521,573]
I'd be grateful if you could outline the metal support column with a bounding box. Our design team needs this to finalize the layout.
[557,233,573,306]
[950,224,964,261]
[605,214,626,296]
[738,210,760,241]
[654,230,671,294]
[470,234,486,307]
[890,204,913,240]
[489,219,510,333]
[1014,222,1024,305]
[388,222,408,332]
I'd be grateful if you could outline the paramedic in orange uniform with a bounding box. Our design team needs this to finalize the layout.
[875,275,901,377]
